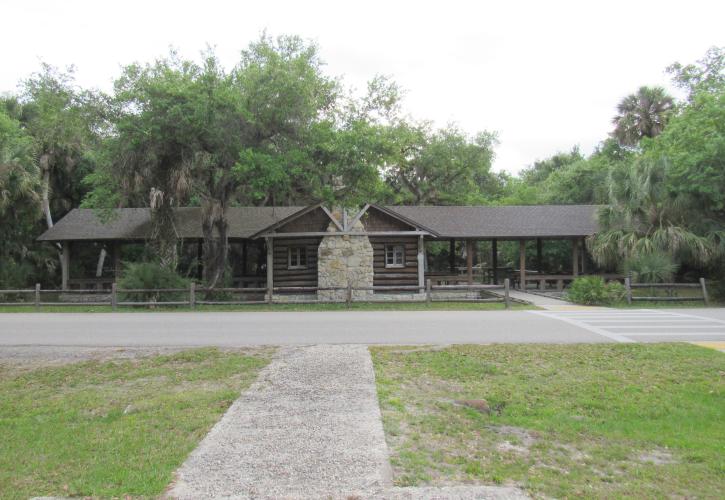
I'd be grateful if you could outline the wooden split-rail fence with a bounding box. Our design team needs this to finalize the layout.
[0,279,513,309]
[624,277,710,306]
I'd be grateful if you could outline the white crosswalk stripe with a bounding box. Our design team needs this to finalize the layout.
[531,309,725,343]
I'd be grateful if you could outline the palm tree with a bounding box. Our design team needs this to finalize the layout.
[587,158,714,269]
[612,86,675,146]
[0,108,38,212]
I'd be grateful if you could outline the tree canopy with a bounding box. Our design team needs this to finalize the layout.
[0,40,723,290]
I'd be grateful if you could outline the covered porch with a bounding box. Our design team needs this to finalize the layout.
[57,238,268,291]
[380,205,607,292]
[423,237,593,290]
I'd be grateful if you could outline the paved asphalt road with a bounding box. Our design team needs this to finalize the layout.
[1,308,724,346]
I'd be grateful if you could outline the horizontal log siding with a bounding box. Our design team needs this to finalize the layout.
[370,236,419,288]
[272,238,321,291]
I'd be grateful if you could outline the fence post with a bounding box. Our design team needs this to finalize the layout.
[700,277,709,306]
[624,277,632,305]
[190,282,196,310]
[111,283,117,311]
[504,278,511,309]
[346,282,352,308]
[35,283,40,310]
[426,279,432,303]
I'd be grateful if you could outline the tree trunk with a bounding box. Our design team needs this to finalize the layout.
[95,248,107,277]
[40,157,63,261]
[151,204,179,270]
[201,198,229,289]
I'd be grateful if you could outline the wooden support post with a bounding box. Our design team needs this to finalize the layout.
[449,239,455,272]
[241,240,248,277]
[536,238,543,275]
[189,282,196,309]
[466,240,474,285]
[426,279,432,303]
[504,278,511,309]
[35,283,40,309]
[61,241,70,291]
[519,240,526,290]
[572,238,579,276]
[417,235,425,292]
[197,239,203,280]
[625,276,632,305]
[700,277,709,306]
[266,237,273,303]
[111,283,117,310]
[492,238,498,285]
[580,238,586,274]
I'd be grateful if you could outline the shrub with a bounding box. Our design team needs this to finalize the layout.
[117,262,190,304]
[604,280,627,303]
[567,276,626,305]
[623,253,678,283]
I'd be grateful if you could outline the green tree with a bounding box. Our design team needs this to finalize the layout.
[667,46,724,101]
[540,140,633,204]
[19,64,103,230]
[519,147,583,185]
[87,35,386,286]
[89,52,200,269]
[0,105,44,287]
[612,86,675,146]
[587,158,714,269]
[646,88,725,218]
[383,121,498,205]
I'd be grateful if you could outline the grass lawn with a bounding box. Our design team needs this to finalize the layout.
[0,301,535,313]
[0,347,271,499]
[372,344,725,498]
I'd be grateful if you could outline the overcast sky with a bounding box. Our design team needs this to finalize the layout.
[2,0,723,174]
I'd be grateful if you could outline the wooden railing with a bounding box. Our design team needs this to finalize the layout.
[624,277,709,305]
[0,279,513,309]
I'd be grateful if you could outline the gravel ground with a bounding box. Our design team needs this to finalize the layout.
[167,345,529,499]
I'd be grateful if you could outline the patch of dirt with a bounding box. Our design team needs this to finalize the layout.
[486,425,540,448]
[455,399,491,413]
[496,440,530,455]
[637,449,678,465]
[384,345,452,354]
[0,346,271,374]
[555,443,590,462]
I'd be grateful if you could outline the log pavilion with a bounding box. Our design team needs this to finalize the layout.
[38,204,601,294]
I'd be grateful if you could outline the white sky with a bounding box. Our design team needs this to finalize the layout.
[1,0,723,174]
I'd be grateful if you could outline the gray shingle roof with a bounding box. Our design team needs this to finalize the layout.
[384,205,601,238]
[38,204,601,242]
[37,207,305,241]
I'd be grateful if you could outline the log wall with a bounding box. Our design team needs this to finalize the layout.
[272,237,321,290]
[369,236,419,288]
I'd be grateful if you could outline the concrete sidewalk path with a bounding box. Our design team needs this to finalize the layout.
[169,345,391,498]
[168,345,528,499]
